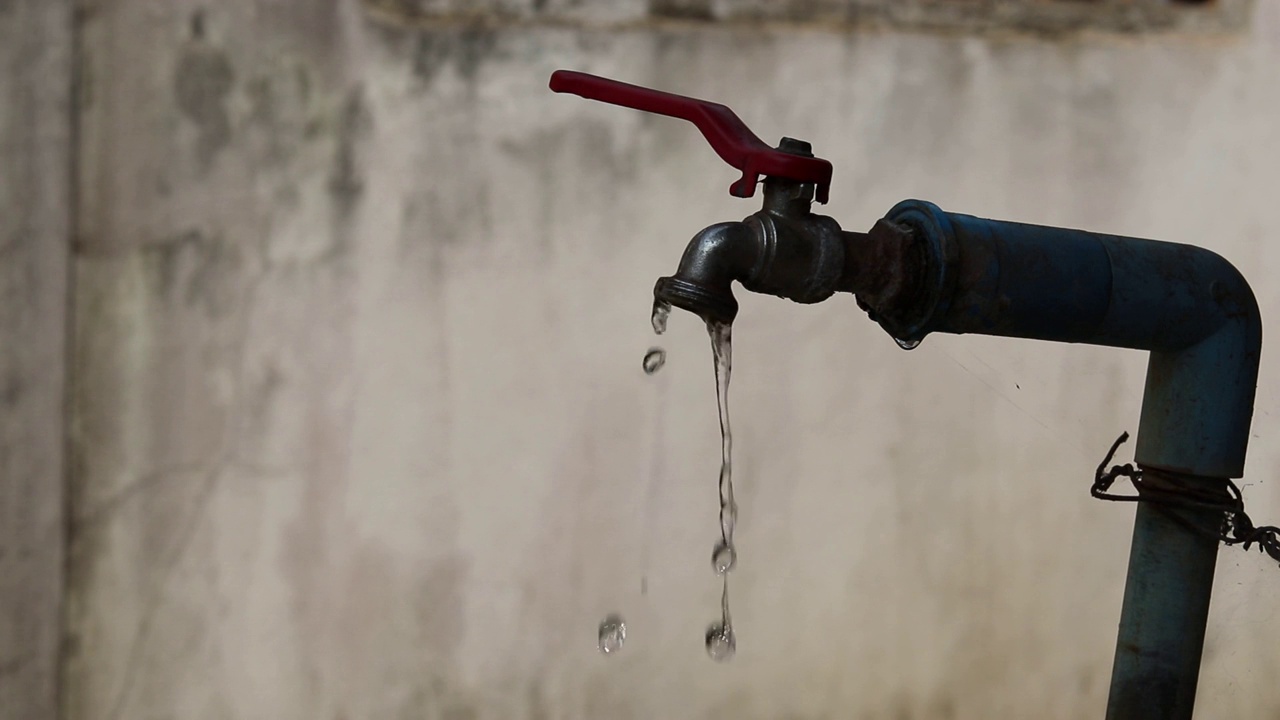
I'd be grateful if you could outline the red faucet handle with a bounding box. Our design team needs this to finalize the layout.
[549,70,832,204]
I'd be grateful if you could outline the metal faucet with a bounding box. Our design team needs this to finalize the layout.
[550,70,1262,720]
[655,137,846,325]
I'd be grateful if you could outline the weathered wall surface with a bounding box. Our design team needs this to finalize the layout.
[65,1,1280,719]
[0,2,71,719]
[365,0,1254,35]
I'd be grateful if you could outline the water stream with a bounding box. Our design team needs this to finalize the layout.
[705,319,737,661]
[601,301,739,660]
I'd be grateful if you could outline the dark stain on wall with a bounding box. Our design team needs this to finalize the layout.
[650,0,715,22]
[190,8,205,39]
[2,373,22,407]
[144,229,240,319]
[174,43,235,169]
[328,86,371,217]
[415,555,470,659]
[411,27,504,86]
[244,58,321,172]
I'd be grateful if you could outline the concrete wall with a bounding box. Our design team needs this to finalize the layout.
[57,1,1280,718]
[0,2,71,718]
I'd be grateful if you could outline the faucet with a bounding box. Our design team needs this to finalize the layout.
[550,70,1262,720]
[654,142,846,326]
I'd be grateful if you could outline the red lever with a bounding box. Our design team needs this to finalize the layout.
[549,70,832,204]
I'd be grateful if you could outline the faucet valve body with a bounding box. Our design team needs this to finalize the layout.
[738,210,844,304]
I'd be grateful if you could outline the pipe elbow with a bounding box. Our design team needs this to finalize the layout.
[1136,250,1262,477]
[865,199,1263,476]
[1204,249,1261,340]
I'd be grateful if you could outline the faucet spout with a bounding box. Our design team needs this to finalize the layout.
[654,221,758,325]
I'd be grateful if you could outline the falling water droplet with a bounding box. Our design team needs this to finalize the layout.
[711,542,736,575]
[598,615,626,655]
[895,337,921,351]
[705,623,736,661]
[651,300,671,335]
[643,348,666,375]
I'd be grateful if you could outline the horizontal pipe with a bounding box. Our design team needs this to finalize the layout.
[875,200,1262,477]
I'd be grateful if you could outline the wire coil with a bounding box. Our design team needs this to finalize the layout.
[1094,432,1280,566]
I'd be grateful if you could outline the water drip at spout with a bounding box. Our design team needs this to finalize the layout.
[645,300,671,377]
[651,300,671,336]
[895,337,920,350]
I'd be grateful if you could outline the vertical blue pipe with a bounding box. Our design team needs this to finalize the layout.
[1109,304,1259,719]
[1106,498,1221,719]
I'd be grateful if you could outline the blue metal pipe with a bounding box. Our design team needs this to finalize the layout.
[875,200,1262,719]
[1107,489,1222,719]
